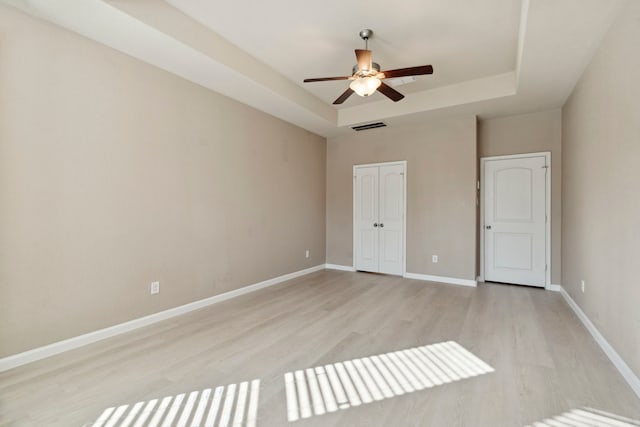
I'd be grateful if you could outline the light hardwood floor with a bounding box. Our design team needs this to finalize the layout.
[1,270,638,426]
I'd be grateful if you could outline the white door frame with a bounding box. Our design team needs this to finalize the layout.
[479,152,551,289]
[353,160,407,275]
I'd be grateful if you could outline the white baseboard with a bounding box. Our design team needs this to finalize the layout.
[0,264,325,373]
[325,267,477,288]
[403,272,477,287]
[558,286,640,399]
[546,283,562,292]
[324,264,356,272]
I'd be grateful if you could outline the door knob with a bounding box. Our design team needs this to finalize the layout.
[373,223,378,227]
[486,225,492,229]
[379,223,384,228]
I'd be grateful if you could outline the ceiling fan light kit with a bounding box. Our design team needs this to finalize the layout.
[350,76,381,96]
[303,29,434,105]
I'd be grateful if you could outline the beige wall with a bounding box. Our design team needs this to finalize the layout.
[561,1,640,378]
[478,109,562,284]
[326,117,477,280]
[0,6,326,357]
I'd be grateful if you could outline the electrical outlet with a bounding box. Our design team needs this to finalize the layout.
[432,255,438,263]
[150,281,160,295]
[305,250,310,258]
[581,280,585,293]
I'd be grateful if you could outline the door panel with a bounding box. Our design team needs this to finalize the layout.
[494,233,533,270]
[360,230,376,262]
[494,168,533,221]
[381,230,401,260]
[485,156,546,286]
[355,167,379,272]
[378,165,404,275]
[360,174,377,221]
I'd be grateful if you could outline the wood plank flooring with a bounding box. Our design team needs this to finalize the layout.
[0,270,638,426]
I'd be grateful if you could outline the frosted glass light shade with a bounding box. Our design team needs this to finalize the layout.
[349,76,382,97]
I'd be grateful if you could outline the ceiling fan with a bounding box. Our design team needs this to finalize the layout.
[303,29,434,105]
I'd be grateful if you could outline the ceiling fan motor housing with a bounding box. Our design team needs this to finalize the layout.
[353,62,380,77]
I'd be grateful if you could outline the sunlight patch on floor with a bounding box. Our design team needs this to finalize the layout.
[283,340,494,422]
[526,407,640,427]
[88,379,260,427]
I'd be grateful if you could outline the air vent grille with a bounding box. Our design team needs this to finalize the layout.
[351,122,387,131]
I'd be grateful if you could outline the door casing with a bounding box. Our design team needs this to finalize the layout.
[479,152,551,289]
[353,161,407,276]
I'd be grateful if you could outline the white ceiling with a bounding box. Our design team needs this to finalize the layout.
[165,0,522,107]
[2,0,625,137]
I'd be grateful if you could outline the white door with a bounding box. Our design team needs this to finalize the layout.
[355,163,404,275]
[355,166,379,273]
[484,155,547,286]
[378,165,404,275]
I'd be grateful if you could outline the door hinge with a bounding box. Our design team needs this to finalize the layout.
[477,180,480,190]
[545,264,548,271]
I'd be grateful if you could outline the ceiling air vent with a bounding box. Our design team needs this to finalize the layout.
[351,122,387,131]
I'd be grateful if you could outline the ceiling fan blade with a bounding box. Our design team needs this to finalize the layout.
[380,65,433,79]
[355,49,372,72]
[304,76,352,82]
[333,88,355,105]
[377,82,405,102]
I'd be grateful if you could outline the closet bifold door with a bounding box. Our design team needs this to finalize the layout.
[355,166,380,272]
[354,164,404,275]
[377,164,404,275]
